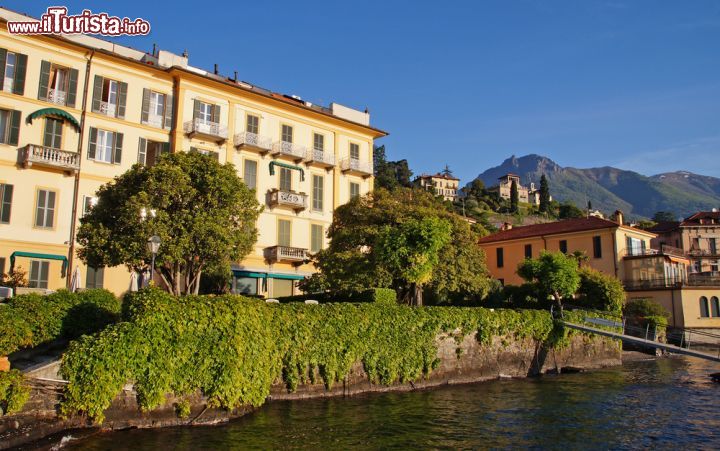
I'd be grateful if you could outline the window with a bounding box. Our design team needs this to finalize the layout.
[0,183,12,224]
[193,100,219,125]
[313,133,324,152]
[141,89,171,128]
[1,49,27,94]
[243,159,258,190]
[710,238,717,255]
[278,219,291,247]
[29,260,50,289]
[82,195,97,217]
[626,236,645,256]
[86,267,104,289]
[138,138,169,167]
[559,240,568,254]
[88,128,123,164]
[199,102,212,123]
[700,296,710,318]
[234,276,257,295]
[246,114,259,135]
[0,108,20,145]
[43,118,63,149]
[350,143,360,160]
[712,297,720,317]
[524,244,532,259]
[92,76,127,118]
[279,167,292,192]
[38,61,78,106]
[496,248,504,268]
[0,257,4,276]
[272,278,293,298]
[35,189,56,228]
[190,147,220,161]
[593,236,602,258]
[281,124,293,143]
[311,224,324,253]
[349,182,360,200]
[312,175,324,211]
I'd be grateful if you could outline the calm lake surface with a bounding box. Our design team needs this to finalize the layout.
[63,356,720,450]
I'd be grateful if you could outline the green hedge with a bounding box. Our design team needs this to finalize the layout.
[59,288,581,423]
[0,369,30,415]
[277,288,397,304]
[0,289,121,356]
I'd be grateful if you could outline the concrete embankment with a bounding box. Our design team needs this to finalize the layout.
[0,332,621,449]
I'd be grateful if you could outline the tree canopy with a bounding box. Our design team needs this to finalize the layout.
[517,251,580,309]
[510,180,519,213]
[373,145,413,190]
[77,152,262,295]
[652,211,677,223]
[539,174,550,213]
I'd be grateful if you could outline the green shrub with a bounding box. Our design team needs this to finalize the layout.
[59,288,586,424]
[276,288,397,304]
[624,299,670,325]
[576,268,625,314]
[0,369,30,415]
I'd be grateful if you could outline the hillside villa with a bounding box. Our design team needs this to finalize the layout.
[415,173,460,202]
[487,173,547,206]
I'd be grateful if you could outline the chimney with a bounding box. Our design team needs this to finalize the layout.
[501,222,513,231]
[614,210,624,225]
[214,63,219,75]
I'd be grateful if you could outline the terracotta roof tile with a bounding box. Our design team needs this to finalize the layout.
[477,217,653,244]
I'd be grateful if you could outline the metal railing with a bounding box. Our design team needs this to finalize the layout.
[623,277,684,290]
[22,144,80,171]
[271,141,307,160]
[98,101,117,117]
[687,274,720,286]
[266,245,307,262]
[307,148,335,166]
[46,89,67,105]
[183,118,228,139]
[660,244,686,257]
[339,157,373,175]
[689,248,720,257]
[268,189,307,210]
[234,131,272,151]
[142,114,164,128]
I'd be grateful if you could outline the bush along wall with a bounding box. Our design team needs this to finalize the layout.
[276,288,397,304]
[56,288,608,424]
[0,369,30,416]
[0,289,121,356]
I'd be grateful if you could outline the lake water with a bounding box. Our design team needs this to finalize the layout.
[63,355,720,450]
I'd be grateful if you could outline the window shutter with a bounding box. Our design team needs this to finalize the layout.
[164,94,173,129]
[137,137,147,165]
[113,132,123,164]
[161,142,170,154]
[13,53,27,95]
[192,99,200,121]
[0,49,6,91]
[140,88,150,123]
[91,75,103,112]
[1,184,12,223]
[117,81,128,118]
[66,68,78,107]
[87,127,97,159]
[8,110,20,146]
[211,104,221,124]
[38,60,51,101]
[97,268,104,288]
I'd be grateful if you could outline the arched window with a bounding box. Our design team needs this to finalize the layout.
[711,297,720,317]
[699,296,710,318]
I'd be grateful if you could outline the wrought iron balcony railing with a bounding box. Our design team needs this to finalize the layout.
[183,118,228,140]
[142,114,164,128]
[234,131,272,152]
[307,148,335,167]
[340,157,373,176]
[21,144,80,172]
[46,89,67,105]
[266,245,308,263]
[98,101,117,117]
[268,189,307,211]
[271,141,307,161]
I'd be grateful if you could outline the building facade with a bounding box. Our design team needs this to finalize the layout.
[0,8,385,298]
[649,211,720,274]
[487,173,545,206]
[415,173,459,202]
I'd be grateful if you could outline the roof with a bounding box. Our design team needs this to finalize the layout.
[680,211,720,226]
[417,173,460,181]
[477,217,655,244]
[498,173,521,180]
[647,221,680,233]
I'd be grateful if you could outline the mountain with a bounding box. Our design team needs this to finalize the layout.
[474,154,720,219]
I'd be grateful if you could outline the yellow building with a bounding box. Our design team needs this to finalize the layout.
[415,173,459,202]
[0,8,386,298]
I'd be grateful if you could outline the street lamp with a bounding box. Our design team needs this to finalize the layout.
[146,235,161,285]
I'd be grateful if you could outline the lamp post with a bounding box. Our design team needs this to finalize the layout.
[146,235,161,285]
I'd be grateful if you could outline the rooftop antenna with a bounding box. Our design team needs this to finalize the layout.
[233,71,238,82]
[152,43,157,56]
[214,63,219,75]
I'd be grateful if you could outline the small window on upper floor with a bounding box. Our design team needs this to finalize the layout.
[349,182,360,200]
[281,124,293,143]
[350,143,360,160]
[313,133,324,152]
[1,49,27,95]
[141,89,172,129]
[39,61,78,107]
[246,114,259,135]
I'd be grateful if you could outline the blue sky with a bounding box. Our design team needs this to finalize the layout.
[8,1,720,183]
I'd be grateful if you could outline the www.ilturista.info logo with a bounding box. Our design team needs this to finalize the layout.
[8,7,151,36]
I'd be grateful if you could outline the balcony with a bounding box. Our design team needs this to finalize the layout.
[184,118,228,143]
[47,89,67,106]
[21,144,80,173]
[266,245,308,263]
[271,141,307,163]
[306,148,335,169]
[98,101,117,117]
[688,274,720,286]
[340,157,373,177]
[267,189,307,212]
[143,113,164,128]
[689,248,720,257]
[624,275,720,290]
[234,131,272,154]
[660,244,686,257]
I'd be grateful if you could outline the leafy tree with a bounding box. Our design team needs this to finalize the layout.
[301,188,492,305]
[539,174,551,213]
[77,152,262,295]
[517,251,580,311]
[0,266,28,289]
[510,180,519,213]
[624,298,670,327]
[570,250,589,267]
[576,268,625,313]
[373,145,413,190]
[558,202,584,219]
[652,211,677,222]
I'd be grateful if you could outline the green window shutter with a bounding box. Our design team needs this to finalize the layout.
[140,88,150,123]
[8,110,20,146]
[38,60,51,101]
[13,53,27,95]
[66,68,78,107]
[192,99,200,121]
[87,127,97,159]
[211,104,220,123]
[97,268,105,288]
[0,49,6,91]
[0,184,13,223]
[117,81,128,118]
[137,137,147,165]
[91,75,103,112]
[161,142,170,154]
[113,132,123,164]
[164,94,173,129]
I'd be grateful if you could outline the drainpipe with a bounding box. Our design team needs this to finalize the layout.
[66,50,94,289]
[611,231,619,278]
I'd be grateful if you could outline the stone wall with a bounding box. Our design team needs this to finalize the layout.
[0,332,621,449]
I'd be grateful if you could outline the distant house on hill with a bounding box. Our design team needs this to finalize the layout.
[487,173,548,206]
[415,173,460,202]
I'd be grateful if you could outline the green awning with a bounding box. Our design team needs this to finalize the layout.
[10,251,68,275]
[269,161,305,181]
[269,273,306,281]
[26,108,80,131]
[232,270,306,281]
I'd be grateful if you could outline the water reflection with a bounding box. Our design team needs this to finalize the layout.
[65,357,720,450]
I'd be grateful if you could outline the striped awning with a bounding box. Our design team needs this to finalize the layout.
[26,108,80,131]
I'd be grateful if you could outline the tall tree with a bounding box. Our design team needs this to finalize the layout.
[77,152,262,295]
[558,202,584,219]
[510,180,519,213]
[373,145,413,190]
[539,174,551,213]
[517,251,581,312]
